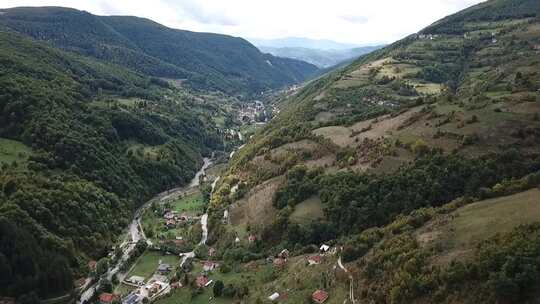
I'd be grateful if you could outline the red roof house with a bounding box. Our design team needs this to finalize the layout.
[88,260,97,271]
[195,276,210,288]
[307,255,322,265]
[273,258,286,269]
[98,293,116,304]
[312,290,329,304]
[203,261,219,271]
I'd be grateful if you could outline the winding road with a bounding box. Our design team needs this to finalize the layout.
[338,256,356,304]
[78,158,212,304]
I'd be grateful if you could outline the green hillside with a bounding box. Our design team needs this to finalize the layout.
[207,0,540,302]
[0,30,232,298]
[0,7,318,96]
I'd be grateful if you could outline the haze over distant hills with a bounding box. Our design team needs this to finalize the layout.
[257,45,385,68]
[249,37,363,50]
[250,36,384,68]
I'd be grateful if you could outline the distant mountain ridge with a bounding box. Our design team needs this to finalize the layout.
[250,36,362,50]
[258,45,384,68]
[0,7,319,96]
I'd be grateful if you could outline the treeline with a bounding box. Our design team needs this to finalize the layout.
[352,170,540,303]
[0,7,318,96]
[271,150,540,243]
[0,31,221,298]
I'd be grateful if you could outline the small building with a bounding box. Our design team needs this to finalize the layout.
[307,255,322,265]
[273,258,286,269]
[88,260,97,271]
[320,244,330,253]
[122,293,141,304]
[157,263,171,274]
[195,275,211,288]
[278,249,289,259]
[312,290,329,304]
[203,261,219,272]
[171,282,182,289]
[98,293,116,304]
[268,292,280,302]
[208,247,216,257]
[248,234,257,243]
[126,276,145,286]
[165,219,176,228]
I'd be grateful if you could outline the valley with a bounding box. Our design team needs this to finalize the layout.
[1,0,540,304]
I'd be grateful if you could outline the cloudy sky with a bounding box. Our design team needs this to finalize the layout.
[2,0,485,45]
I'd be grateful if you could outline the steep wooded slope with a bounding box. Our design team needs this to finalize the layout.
[208,1,540,302]
[0,7,318,96]
[0,30,224,298]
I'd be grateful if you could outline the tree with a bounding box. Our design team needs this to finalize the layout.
[213,280,224,297]
[16,292,40,304]
[96,258,109,277]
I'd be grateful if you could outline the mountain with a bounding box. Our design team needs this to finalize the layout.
[0,7,318,96]
[208,0,540,302]
[257,45,384,68]
[0,27,247,298]
[250,37,361,50]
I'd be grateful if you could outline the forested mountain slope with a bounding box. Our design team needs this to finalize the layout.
[0,7,318,96]
[0,30,228,298]
[208,0,540,302]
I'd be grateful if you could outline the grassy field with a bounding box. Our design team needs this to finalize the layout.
[127,251,180,280]
[114,283,135,297]
[290,196,325,224]
[171,191,205,215]
[0,138,32,166]
[419,188,540,264]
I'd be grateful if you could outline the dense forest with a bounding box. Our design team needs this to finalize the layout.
[0,7,319,96]
[0,31,222,298]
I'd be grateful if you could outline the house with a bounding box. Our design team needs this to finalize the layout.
[165,219,176,228]
[163,212,175,220]
[98,293,116,304]
[208,247,216,257]
[307,255,322,265]
[126,276,145,286]
[88,260,97,271]
[171,282,182,289]
[273,258,286,269]
[248,234,257,243]
[195,275,212,288]
[278,249,289,259]
[122,293,142,304]
[320,244,330,253]
[173,239,185,247]
[312,290,329,304]
[156,263,171,274]
[203,261,219,272]
[268,292,280,301]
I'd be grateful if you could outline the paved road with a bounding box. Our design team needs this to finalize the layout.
[338,256,356,304]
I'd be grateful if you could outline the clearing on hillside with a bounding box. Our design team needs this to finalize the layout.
[418,188,540,265]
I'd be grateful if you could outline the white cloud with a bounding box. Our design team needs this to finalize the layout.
[1,0,486,44]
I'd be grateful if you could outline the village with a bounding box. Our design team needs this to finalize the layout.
[89,239,339,304]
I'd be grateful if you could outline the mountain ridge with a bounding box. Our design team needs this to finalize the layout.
[0,6,319,96]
